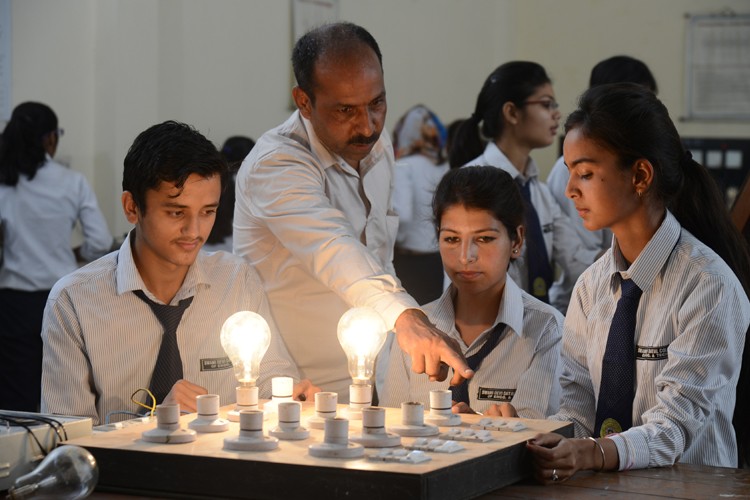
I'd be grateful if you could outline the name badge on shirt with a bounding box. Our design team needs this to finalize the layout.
[200,357,233,372]
[477,387,516,402]
[636,345,669,361]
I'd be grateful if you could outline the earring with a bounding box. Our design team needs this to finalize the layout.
[512,249,519,254]
[636,190,642,198]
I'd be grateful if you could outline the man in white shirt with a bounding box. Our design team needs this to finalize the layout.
[234,22,471,398]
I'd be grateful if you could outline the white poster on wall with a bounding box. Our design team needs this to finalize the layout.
[685,13,750,120]
[292,0,339,43]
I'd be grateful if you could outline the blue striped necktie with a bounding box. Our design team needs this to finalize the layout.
[594,278,642,437]
[133,290,194,405]
[450,323,506,405]
[517,178,554,303]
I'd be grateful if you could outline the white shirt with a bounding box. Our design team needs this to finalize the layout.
[41,235,301,425]
[234,111,419,397]
[465,143,597,313]
[379,277,563,418]
[0,158,112,290]
[547,155,611,302]
[392,155,448,253]
[551,211,750,468]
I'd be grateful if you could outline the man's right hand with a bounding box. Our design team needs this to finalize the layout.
[394,308,473,386]
[162,379,208,413]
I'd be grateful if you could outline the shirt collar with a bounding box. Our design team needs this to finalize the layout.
[440,276,524,347]
[115,230,209,304]
[482,142,539,183]
[609,210,680,294]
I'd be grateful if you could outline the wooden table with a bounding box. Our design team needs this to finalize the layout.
[485,463,750,499]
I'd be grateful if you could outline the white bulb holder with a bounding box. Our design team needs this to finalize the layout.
[307,391,338,430]
[142,404,197,444]
[188,394,230,433]
[389,402,439,437]
[308,418,364,459]
[263,376,294,415]
[269,401,309,440]
[345,383,373,420]
[228,385,259,422]
[350,407,401,448]
[223,410,279,452]
[424,389,462,426]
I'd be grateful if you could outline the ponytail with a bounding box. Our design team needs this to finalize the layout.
[448,115,484,168]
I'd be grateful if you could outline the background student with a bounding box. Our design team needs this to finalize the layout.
[449,61,594,314]
[0,101,112,411]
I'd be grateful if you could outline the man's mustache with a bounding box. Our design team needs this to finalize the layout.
[349,134,378,146]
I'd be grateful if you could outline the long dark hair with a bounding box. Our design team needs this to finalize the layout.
[449,61,550,168]
[567,83,750,467]
[0,102,58,186]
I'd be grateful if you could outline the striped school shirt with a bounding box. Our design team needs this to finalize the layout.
[41,233,300,425]
[551,211,750,469]
[379,276,563,418]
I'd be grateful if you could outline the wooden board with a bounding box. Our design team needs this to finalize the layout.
[66,403,572,500]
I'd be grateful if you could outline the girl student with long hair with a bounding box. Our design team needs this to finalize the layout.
[0,102,112,410]
[450,61,595,314]
[521,84,750,483]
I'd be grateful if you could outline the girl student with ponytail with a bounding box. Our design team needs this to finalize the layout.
[522,84,750,484]
[0,102,112,411]
[450,61,595,314]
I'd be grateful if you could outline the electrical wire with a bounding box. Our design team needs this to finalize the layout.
[0,411,68,457]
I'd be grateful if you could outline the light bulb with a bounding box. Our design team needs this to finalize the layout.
[220,311,271,387]
[337,307,387,384]
[7,445,98,500]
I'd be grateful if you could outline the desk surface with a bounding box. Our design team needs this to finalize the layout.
[486,463,750,499]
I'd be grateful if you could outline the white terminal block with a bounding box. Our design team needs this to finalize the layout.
[368,449,431,464]
[405,438,465,454]
[188,394,230,433]
[389,402,439,437]
[224,410,279,452]
[269,401,309,440]
[308,417,364,459]
[264,376,294,415]
[470,417,527,432]
[345,383,372,420]
[439,428,493,443]
[307,392,338,430]
[349,407,400,448]
[142,404,196,444]
[424,389,462,427]
[228,386,259,422]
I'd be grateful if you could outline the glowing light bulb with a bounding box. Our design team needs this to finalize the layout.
[220,311,271,388]
[337,307,388,385]
[7,445,98,500]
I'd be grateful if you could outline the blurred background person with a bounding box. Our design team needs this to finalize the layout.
[450,61,594,314]
[546,55,658,308]
[0,101,112,411]
[204,135,255,253]
[392,104,448,304]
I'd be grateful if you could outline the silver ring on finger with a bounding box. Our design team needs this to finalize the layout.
[552,469,559,482]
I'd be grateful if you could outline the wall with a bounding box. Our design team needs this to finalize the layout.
[8,0,749,237]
